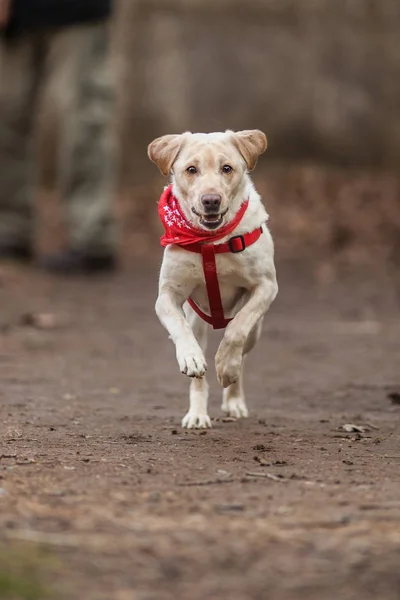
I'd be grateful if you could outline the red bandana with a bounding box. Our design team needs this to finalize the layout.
[158,185,249,247]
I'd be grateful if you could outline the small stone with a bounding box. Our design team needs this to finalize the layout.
[147,491,161,503]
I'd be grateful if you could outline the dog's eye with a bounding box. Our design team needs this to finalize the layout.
[222,164,233,174]
[186,166,197,175]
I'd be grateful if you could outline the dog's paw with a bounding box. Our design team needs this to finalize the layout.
[221,396,248,419]
[215,338,243,388]
[182,412,212,429]
[217,366,240,388]
[215,346,242,388]
[177,347,207,378]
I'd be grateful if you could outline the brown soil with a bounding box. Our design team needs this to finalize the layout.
[0,261,400,600]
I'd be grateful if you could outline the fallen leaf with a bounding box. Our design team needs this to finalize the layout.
[341,423,366,433]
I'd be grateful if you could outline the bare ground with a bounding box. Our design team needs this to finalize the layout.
[0,260,400,600]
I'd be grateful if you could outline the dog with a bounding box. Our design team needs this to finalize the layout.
[148,130,278,428]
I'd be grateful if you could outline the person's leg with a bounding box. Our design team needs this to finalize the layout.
[0,35,37,258]
[37,20,117,272]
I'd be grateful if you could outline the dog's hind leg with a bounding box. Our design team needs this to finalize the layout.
[181,305,211,429]
[221,318,263,419]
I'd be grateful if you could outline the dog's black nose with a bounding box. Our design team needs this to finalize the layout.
[201,194,221,212]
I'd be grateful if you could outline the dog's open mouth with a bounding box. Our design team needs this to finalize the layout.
[200,214,223,229]
[192,208,228,230]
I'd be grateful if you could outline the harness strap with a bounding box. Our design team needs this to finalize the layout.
[184,226,263,330]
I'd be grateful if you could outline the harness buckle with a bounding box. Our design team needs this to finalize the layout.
[228,234,246,253]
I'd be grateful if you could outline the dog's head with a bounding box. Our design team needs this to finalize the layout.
[148,130,267,230]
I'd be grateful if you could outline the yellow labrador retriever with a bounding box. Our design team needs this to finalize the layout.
[148,130,278,428]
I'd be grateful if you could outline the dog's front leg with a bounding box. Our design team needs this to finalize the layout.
[156,284,207,379]
[181,306,211,429]
[215,277,278,388]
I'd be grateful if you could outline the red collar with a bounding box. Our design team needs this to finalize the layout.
[158,185,263,330]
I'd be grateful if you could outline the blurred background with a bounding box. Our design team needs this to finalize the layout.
[113,0,400,286]
[1,0,399,286]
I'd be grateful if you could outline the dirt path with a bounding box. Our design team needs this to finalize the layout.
[0,263,399,600]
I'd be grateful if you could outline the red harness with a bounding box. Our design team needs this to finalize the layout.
[158,185,264,330]
[183,229,263,329]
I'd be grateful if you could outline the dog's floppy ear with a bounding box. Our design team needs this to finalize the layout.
[147,134,185,176]
[231,129,267,171]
